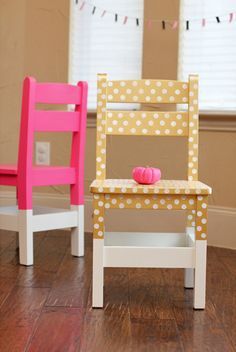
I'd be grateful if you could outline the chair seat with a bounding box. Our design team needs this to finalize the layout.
[0,165,18,175]
[90,179,212,195]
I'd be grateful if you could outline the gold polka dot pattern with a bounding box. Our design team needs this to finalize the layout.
[96,74,107,180]
[188,76,199,181]
[196,196,208,240]
[106,111,188,136]
[187,210,196,227]
[93,194,105,239]
[104,194,196,210]
[90,179,212,196]
[106,79,189,104]
[92,193,208,240]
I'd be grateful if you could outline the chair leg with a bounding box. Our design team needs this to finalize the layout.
[194,240,207,309]
[18,210,33,266]
[194,196,208,309]
[185,224,195,289]
[92,238,104,308]
[92,194,105,308]
[184,268,194,288]
[71,205,84,257]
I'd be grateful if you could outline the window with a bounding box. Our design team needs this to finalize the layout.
[178,0,236,112]
[69,0,144,110]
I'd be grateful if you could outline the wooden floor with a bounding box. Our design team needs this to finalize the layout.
[0,230,235,352]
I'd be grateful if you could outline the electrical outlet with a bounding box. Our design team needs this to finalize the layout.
[35,142,50,165]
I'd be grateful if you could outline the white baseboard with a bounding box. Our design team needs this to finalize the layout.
[0,191,235,249]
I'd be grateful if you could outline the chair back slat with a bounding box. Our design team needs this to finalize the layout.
[107,79,189,104]
[95,74,199,182]
[106,110,188,136]
[34,111,80,132]
[35,83,81,104]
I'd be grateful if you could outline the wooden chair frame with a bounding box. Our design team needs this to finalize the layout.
[90,74,211,309]
[0,77,88,265]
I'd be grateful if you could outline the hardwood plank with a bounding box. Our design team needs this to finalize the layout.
[80,304,132,352]
[210,290,236,349]
[16,231,69,288]
[130,318,184,352]
[80,264,132,351]
[27,307,83,352]
[0,278,16,308]
[33,230,70,272]
[0,229,16,254]
[128,268,166,320]
[45,234,92,307]
[173,299,235,352]
[0,287,49,352]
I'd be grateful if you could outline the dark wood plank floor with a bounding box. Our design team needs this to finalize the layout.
[0,229,235,352]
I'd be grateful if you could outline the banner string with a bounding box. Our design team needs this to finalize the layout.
[75,0,236,29]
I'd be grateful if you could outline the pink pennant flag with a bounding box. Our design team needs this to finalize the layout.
[101,10,106,18]
[229,13,233,22]
[202,18,206,27]
[79,1,85,10]
[172,20,178,29]
[147,19,152,30]
[123,16,128,25]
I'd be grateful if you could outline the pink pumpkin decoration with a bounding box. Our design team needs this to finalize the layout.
[132,166,161,185]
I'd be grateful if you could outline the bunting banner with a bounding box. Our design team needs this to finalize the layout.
[75,0,236,30]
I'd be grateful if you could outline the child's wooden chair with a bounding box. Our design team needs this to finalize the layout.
[90,74,212,309]
[0,77,87,265]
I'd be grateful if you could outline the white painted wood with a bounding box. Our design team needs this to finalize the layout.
[71,205,84,257]
[19,210,33,266]
[185,227,195,288]
[104,247,195,268]
[104,232,188,247]
[32,210,77,232]
[92,239,104,308]
[194,240,207,309]
[185,268,195,288]
[0,204,82,265]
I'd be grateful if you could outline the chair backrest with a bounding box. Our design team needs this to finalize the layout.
[95,74,199,181]
[17,76,88,198]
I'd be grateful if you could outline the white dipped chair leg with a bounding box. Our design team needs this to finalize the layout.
[184,268,194,288]
[194,240,207,309]
[185,226,195,288]
[71,205,84,257]
[19,210,33,266]
[92,238,104,308]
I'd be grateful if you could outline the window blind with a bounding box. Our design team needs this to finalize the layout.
[69,0,144,110]
[178,0,236,112]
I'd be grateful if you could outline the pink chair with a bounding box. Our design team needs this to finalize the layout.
[0,77,88,265]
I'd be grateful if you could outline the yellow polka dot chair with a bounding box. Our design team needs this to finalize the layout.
[90,74,212,309]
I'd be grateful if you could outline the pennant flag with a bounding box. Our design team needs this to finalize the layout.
[79,1,85,10]
[123,16,128,25]
[162,20,166,29]
[186,20,189,30]
[229,13,233,22]
[216,16,220,23]
[115,13,118,22]
[136,18,140,26]
[202,18,206,27]
[101,10,106,18]
[172,20,178,29]
[92,6,96,14]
